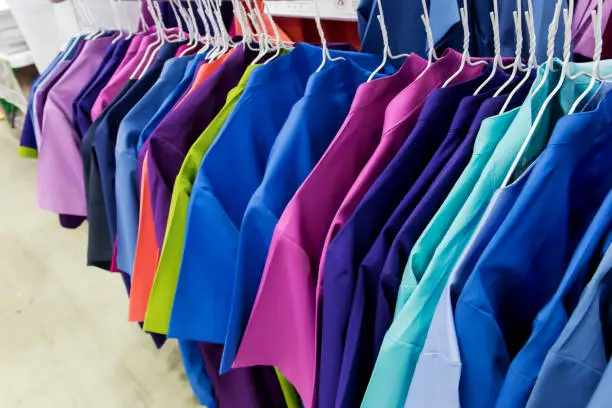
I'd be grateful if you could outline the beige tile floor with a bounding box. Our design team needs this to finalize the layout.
[0,120,200,407]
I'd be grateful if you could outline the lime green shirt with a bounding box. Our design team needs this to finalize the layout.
[144,67,257,334]
[363,59,609,408]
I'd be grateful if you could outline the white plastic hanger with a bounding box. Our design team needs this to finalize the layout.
[179,0,202,56]
[232,0,258,53]
[248,0,272,64]
[262,3,290,64]
[500,6,538,113]
[500,0,574,189]
[312,0,345,72]
[109,0,125,43]
[195,0,216,56]
[568,0,603,114]
[366,0,410,81]
[131,0,165,79]
[530,0,563,97]
[493,0,530,98]
[442,0,487,88]
[414,0,439,81]
[474,0,504,95]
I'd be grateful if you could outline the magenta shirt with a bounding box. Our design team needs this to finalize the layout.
[37,36,115,216]
[90,34,154,121]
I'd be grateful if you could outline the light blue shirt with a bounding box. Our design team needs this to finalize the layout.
[526,240,612,408]
[114,56,193,274]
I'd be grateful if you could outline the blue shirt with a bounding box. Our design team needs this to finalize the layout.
[222,57,378,375]
[455,91,612,408]
[115,55,194,274]
[497,189,612,408]
[526,240,612,408]
[168,43,387,345]
[136,53,208,152]
[358,0,459,58]
[586,357,612,407]
[319,68,496,408]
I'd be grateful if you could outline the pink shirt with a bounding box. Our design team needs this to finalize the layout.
[37,36,115,216]
[233,49,485,408]
[90,34,153,121]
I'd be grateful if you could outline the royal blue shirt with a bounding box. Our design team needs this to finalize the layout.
[497,189,612,408]
[455,91,612,408]
[222,57,381,375]
[168,43,387,345]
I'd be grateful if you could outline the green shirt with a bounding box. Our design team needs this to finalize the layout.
[144,66,257,334]
[363,59,609,408]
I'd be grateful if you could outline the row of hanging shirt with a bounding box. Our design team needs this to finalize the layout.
[17,0,612,407]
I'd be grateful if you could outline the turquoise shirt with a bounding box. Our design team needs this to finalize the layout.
[362,59,608,408]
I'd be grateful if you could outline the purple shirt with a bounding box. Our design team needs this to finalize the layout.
[199,343,286,408]
[37,36,115,216]
[142,45,257,247]
[319,66,501,408]
[33,39,85,150]
[73,37,131,141]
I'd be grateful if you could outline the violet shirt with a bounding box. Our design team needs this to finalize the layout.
[199,343,286,408]
[32,38,85,153]
[318,68,511,408]
[37,35,115,217]
[316,50,485,319]
[144,46,256,248]
[73,37,131,141]
[233,49,482,408]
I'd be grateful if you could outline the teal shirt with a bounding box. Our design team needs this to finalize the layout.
[362,59,608,408]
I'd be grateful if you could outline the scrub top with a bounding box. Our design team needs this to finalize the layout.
[405,77,611,408]
[166,44,385,342]
[82,81,134,270]
[37,35,115,217]
[586,355,612,407]
[115,55,194,274]
[526,240,612,408]
[72,37,129,140]
[92,42,180,253]
[223,57,381,377]
[365,59,608,408]
[90,34,154,121]
[20,40,74,156]
[455,67,612,408]
[142,66,257,335]
[319,66,505,408]
[233,48,481,408]
[128,46,250,322]
[219,50,426,405]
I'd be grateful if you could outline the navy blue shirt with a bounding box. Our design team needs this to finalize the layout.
[92,42,180,247]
